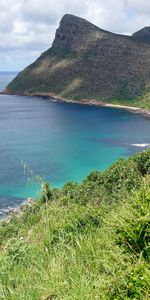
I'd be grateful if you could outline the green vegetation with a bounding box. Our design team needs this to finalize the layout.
[100,90,150,110]
[0,150,150,299]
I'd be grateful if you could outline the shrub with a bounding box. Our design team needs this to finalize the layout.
[103,158,142,194]
[40,182,52,203]
[115,182,150,261]
[131,150,150,175]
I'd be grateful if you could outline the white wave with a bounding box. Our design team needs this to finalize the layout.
[131,143,150,148]
[0,206,14,213]
[1,208,10,213]
[0,207,13,218]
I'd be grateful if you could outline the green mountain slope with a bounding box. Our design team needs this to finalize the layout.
[0,150,150,299]
[4,15,150,108]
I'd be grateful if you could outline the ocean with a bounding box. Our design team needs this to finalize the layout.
[0,72,150,217]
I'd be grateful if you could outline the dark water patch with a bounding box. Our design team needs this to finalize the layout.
[88,137,150,154]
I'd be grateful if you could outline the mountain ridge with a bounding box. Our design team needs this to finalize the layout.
[4,14,150,108]
[132,26,150,44]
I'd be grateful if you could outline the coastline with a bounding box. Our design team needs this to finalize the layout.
[2,91,150,117]
[0,197,35,222]
[29,92,150,117]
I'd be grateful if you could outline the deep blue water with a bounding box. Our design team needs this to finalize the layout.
[0,72,150,217]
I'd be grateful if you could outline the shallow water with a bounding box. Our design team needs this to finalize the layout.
[0,73,150,217]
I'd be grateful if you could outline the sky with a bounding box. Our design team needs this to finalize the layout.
[0,0,150,71]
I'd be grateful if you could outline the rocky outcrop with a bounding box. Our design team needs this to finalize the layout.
[52,14,109,52]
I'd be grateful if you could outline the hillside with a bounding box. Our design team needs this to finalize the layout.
[132,27,150,44]
[0,150,150,299]
[4,14,150,108]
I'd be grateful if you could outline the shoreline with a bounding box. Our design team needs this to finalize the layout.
[0,197,35,222]
[2,91,150,117]
[27,92,150,117]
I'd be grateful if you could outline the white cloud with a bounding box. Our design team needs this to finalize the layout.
[85,0,129,33]
[0,0,149,70]
[127,0,150,15]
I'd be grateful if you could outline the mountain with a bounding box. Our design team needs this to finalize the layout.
[132,27,150,44]
[4,14,150,107]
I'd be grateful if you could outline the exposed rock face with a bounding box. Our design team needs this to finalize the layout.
[4,14,150,105]
[52,14,108,52]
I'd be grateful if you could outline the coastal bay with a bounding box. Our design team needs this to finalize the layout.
[1,90,150,217]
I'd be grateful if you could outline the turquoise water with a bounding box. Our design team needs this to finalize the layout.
[0,72,150,216]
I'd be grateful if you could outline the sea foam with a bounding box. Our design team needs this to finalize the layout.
[131,143,150,148]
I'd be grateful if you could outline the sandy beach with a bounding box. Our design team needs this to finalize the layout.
[30,92,150,117]
[1,91,150,117]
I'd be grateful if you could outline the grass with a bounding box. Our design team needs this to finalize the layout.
[0,150,150,299]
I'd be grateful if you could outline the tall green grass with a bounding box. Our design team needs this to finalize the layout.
[0,150,150,299]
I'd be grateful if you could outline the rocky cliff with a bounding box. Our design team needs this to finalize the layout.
[4,14,150,106]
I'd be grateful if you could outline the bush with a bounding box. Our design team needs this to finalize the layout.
[131,150,150,175]
[6,238,29,265]
[103,159,142,194]
[114,182,150,261]
[40,182,52,203]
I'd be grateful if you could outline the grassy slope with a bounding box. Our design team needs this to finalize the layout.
[0,151,150,299]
